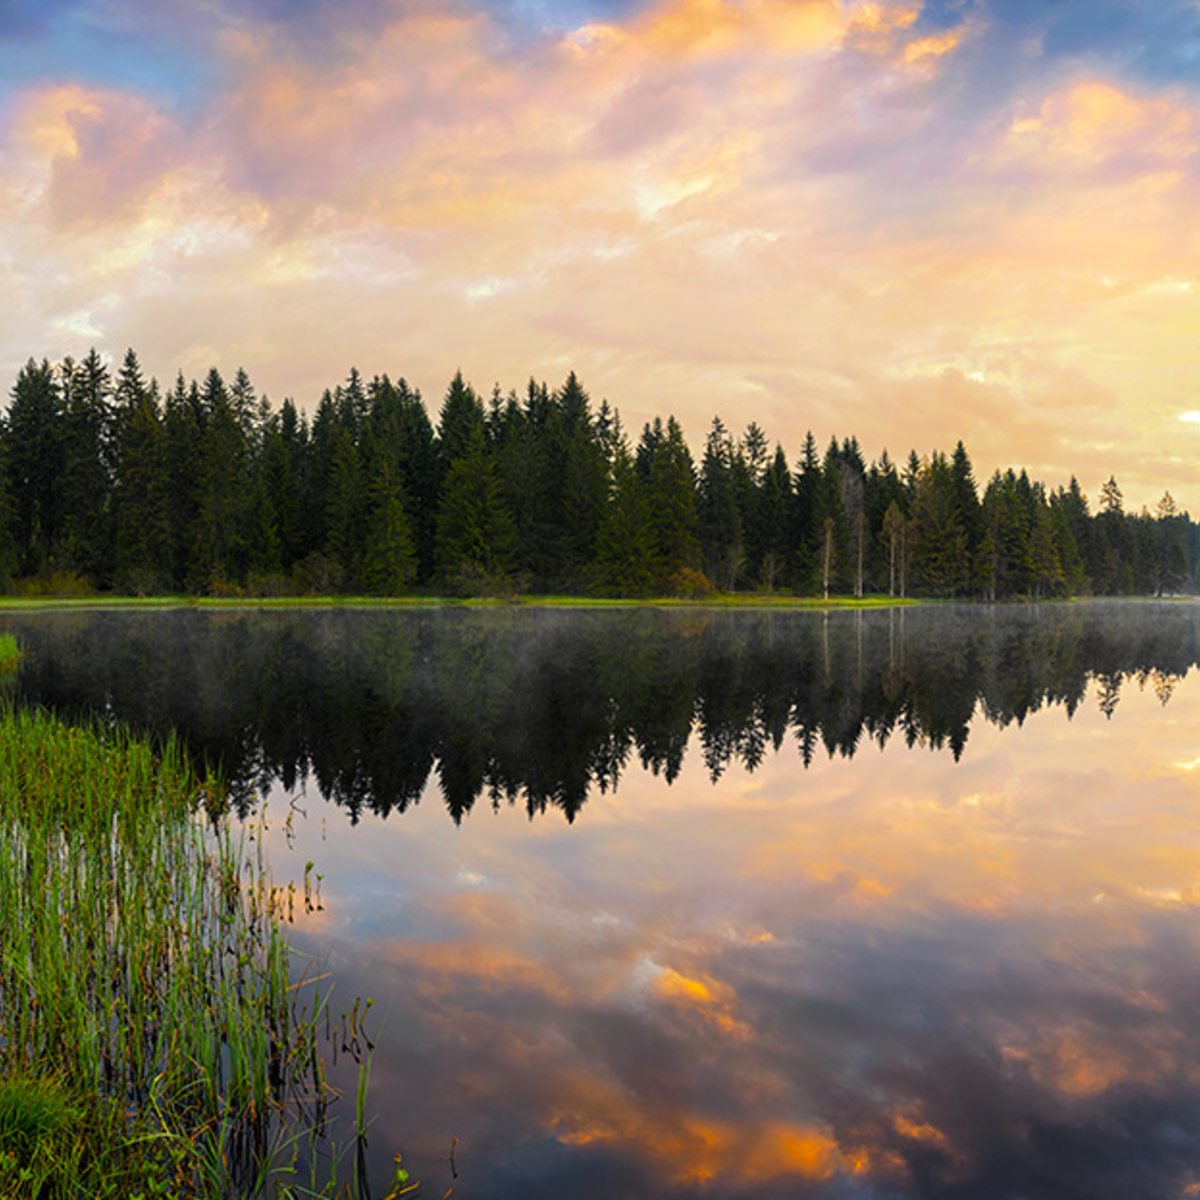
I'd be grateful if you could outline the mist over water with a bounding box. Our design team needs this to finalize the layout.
[7,601,1200,1198]
[4,601,1198,820]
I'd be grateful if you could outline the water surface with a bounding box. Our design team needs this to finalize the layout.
[7,602,1200,1198]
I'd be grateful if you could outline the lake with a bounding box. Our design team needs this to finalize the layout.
[6,601,1200,1199]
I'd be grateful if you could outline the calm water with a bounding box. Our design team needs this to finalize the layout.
[7,602,1200,1199]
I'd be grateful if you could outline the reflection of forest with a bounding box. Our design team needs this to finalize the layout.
[7,602,1199,822]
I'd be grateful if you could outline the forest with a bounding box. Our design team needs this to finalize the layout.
[0,347,1195,599]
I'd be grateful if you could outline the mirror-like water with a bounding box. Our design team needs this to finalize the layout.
[6,602,1200,1198]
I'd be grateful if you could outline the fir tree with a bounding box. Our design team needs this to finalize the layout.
[362,463,417,596]
[436,423,516,590]
[5,358,63,575]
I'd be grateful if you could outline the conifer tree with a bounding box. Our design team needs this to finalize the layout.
[258,400,306,571]
[436,423,516,590]
[112,357,172,590]
[54,349,113,582]
[556,373,608,588]
[323,426,365,585]
[437,371,485,472]
[698,417,743,590]
[816,438,850,598]
[5,358,62,575]
[758,445,792,591]
[0,435,18,588]
[1055,477,1092,594]
[792,432,821,592]
[590,436,658,597]
[193,368,250,588]
[644,416,700,586]
[362,463,417,595]
[910,453,969,596]
[164,373,204,589]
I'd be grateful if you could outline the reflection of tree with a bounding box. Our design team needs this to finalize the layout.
[1095,673,1122,720]
[7,602,1199,824]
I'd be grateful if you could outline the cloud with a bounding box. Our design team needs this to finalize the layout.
[2,0,1200,509]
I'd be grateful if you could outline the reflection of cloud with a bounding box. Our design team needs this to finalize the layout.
[557,1106,865,1187]
[648,961,749,1038]
[1001,1022,1177,1100]
[253,654,1200,1198]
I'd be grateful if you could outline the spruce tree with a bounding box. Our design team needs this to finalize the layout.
[164,373,204,589]
[54,349,113,582]
[590,436,658,596]
[112,362,172,591]
[758,445,792,591]
[193,368,250,588]
[436,423,516,591]
[697,417,743,590]
[5,358,63,575]
[362,463,417,595]
[645,417,699,587]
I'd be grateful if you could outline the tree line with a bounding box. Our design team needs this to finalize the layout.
[1,348,1195,598]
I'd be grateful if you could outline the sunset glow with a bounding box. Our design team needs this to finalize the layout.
[3,0,1199,507]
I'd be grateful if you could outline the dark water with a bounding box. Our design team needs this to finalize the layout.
[7,601,1200,1198]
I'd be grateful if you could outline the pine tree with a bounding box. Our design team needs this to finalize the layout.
[0,434,18,588]
[557,373,608,588]
[5,358,63,575]
[791,431,821,592]
[193,368,250,588]
[437,371,485,472]
[816,438,850,599]
[758,445,792,591]
[1029,501,1065,597]
[259,400,306,570]
[910,453,969,596]
[590,436,658,596]
[112,358,172,591]
[54,349,113,582]
[323,426,365,585]
[644,416,699,586]
[698,417,743,591]
[362,463,417,595]
[164,374,204,589]
[436,423,516,591]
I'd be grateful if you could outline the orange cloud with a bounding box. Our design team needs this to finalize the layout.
[569,0,844,60]
[844,0,920,58]
[2,0,1199,514]
[651,962,749,1037]
[6,83,181,228]
[552,1088,868,1189]
[998,79,1196,176]
[1001,1022,1180,1100]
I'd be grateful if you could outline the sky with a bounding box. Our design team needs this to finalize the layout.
[1,0,1199,510]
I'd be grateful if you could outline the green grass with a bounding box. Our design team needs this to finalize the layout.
[0,633,21,673]
[0,705,389,1198]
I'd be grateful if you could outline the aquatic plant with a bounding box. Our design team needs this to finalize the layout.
[0,704,389,1198]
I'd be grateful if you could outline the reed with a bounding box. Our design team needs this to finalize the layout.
[0,704,384,1198]
[0,633,21,674]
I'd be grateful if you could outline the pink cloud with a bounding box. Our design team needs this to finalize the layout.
[2,0,1199,511]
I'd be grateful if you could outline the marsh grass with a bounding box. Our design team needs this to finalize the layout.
[0,705,388,1198]
[0,633,21,673]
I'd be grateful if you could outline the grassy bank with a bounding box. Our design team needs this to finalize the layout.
[0,703,392,1198]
